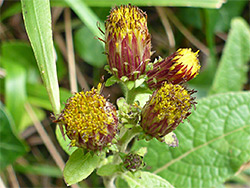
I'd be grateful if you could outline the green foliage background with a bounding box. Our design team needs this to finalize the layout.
[0,0,249,187]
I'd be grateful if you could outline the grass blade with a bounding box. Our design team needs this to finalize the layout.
[21,0,60,115]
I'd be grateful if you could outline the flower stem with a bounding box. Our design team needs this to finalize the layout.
[103,126,142,188]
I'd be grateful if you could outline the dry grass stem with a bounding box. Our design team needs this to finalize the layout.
[54,33,90,91]
[6,165,19,188]
[156,7,176,54]
[165,8,210,56]
[24,103,65,172]
[65,8,78,93]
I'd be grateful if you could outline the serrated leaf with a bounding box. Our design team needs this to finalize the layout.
[97,164,121,176]
[121,171,174,188]
[0,103,27,171]
[63,149,100,185]
[21,0,60,115]
[133,92,250,188]
[210,18,250,95]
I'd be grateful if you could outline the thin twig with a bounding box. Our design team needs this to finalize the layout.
[6,165,19,188]
[64,8,78,93]
[156,7,175,54]
[54,33,90,91]
[165,8,210,56]
[24,103,65,171]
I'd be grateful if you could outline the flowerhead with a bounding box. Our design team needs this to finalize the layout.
[141,82,196,140]
[147,48,200,89]
[105,4,151,80]
[57,84,118,151]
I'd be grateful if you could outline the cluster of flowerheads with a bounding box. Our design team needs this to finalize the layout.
[57,5,200,152]
[105,5,200,141]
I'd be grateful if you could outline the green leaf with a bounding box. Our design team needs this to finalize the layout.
[126,81,135,90]
[0,2,22,21]
[205,0,248,33]
[105,76,119,87]
[121,171,174,188]
[21,0,60,115]
[97,164,121,176]
[0,103,27,171]
[65,0,104,39]
[133,92,250,188]
[14,164,62,178]
[27,83,71,111]
[2,60,27,130]
[1,41,40,84]
[55,125,77,156]
[210,18,250,95]
[20,106,45,131]
[73,0,225,8]
[63,149,100,185]
[74,26,106,68]
[134,78,145,88]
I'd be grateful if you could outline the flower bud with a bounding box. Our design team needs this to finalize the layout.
[105,4,151,80]
[57,84,118,151]
[123,153,144,172]
[147,48,200,89]
[141,82,196,140]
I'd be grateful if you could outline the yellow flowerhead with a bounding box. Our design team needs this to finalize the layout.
[147,48,200,89]
[105,4,151,80]
[57,84,118,151]
[141,82,196,140]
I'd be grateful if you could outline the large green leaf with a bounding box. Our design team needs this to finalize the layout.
[133,92,250,188]
[121,171,174,188]
[21,0,60,115]
[210,18,250,95]
[63,149,100,185]
[0,103,27,171]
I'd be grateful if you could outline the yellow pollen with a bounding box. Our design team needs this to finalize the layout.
[106,5,147,39]
[171,48,200,77]
[62,87,116,146]
[149,82,191,125]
